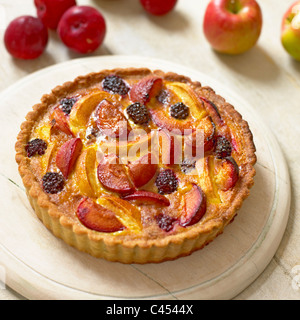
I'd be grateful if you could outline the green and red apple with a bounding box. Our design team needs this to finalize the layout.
[203,0,263,54]
[281,1,300,61]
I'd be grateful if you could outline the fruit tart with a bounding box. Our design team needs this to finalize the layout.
[15,68,256,263]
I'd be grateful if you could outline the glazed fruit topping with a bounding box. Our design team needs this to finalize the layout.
[179,184,207,227]
[25,138,47,157]
[95,99,131,138]
[97,154,134,194]
[155,213,177,232]
[51,108,74,136]
[214,156,239,191]
[215,136,232,159]
[42,172,64,194]
[56,138,83,179]
[200,96,221,119]
[155,169,178,195]
[170,102,190,120]
[126,102,151,125]
[60,97,77,115]
[76,197,125,233]
[102,75,129,96]
[127,153,158,188]
[130,76,163,104]
[123,191,170,206]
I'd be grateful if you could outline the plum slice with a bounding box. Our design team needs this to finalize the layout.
[214,156,239,191]
[97,154,134,194]
[76,197,125,233]
[179,184,207,227]
[127,153,158,188]
[123,190,170,206]
[51,107,74,137]
[129,76,163,104]
[199,96,223,125]
[56,137,83,179]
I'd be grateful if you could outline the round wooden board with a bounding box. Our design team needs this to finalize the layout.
[0,56,291,300]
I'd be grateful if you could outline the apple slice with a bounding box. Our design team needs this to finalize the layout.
[129,76,163,104]
[179,184,207,227]
[73,147,99,198]
[95,99,131,139]
[214,156,239,191]
[123,191,170,206]
[97,154,134,194]
[76,197,125,233]
[127,152,158,188]
[51,108,74,136]
[56,138,83,179]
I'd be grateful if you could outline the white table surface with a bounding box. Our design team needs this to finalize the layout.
[0,0,299,300]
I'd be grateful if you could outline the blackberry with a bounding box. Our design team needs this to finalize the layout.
[42,172,64,194]
[25,139,47,157]
[102,75,129,95]
[126,102,150,125]
[155,213,177,232]
[60,97,77,115]
[215,136,232,159]
[170,102,189,120]
[155,169,178,195]
[180,158,196,174]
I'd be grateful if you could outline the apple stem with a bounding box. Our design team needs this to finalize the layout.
[227,0,242,14]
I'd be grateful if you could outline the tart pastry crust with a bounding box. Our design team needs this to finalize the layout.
[15,68,256,263]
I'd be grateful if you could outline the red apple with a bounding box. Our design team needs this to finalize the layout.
[281,1,300,61]
[203,0,263,54]
[123,191,170,206]
[76,197,125,233]
[97,154,134,194]
[127,153,158,188]
[56,138,83,178]
[179,184,207,227]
